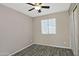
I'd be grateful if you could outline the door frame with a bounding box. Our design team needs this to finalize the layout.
[72,4,78,56]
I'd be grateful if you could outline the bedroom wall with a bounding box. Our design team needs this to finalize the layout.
[78,4,79,55]
[32,11,70,48]
[0,4,32,55]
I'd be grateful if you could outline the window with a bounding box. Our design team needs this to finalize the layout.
[41,18,56,34]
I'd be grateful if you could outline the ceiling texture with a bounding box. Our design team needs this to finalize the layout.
[2,3,71,17]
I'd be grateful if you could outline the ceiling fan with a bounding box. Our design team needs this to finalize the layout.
[27,3,50,13]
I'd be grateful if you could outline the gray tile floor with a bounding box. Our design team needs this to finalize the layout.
[13,44,74,56]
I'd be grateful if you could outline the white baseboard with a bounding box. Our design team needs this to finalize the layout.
[8,43,33,56]
[33,43,72,49]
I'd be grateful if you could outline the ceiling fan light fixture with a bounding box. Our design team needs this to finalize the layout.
[35,6,41,10]
[27,3,50,13]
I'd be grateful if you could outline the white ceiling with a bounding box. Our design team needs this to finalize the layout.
[2,3,71,17]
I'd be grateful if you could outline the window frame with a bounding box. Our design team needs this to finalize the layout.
[41,18,56,35]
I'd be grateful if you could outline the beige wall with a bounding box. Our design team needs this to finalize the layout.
[78,4,79,55]
[0,4,32,55]
[75,4,79,55]
[33,11,70,48]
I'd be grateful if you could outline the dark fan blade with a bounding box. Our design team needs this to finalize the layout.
[38,9,41,13]
[39,3,42,5]
[27,3,35,6]
[29,8,35,11]
[41,6,50,8]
